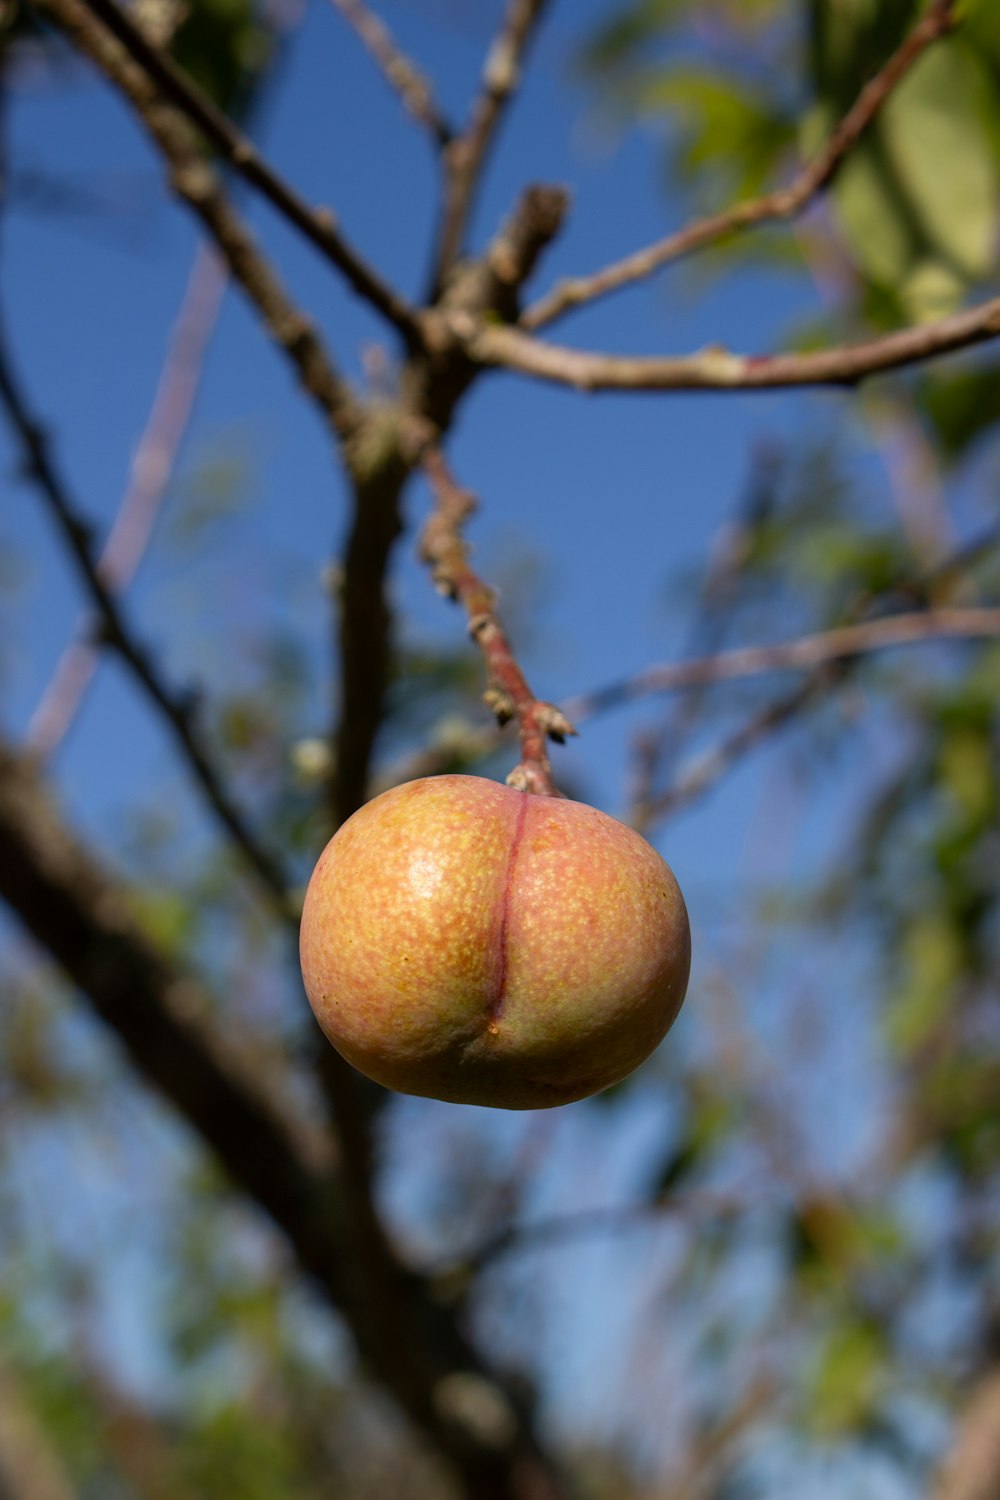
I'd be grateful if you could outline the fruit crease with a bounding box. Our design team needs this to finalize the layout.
[488,791,530,1033]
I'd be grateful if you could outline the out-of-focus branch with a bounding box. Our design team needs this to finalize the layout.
[634,674,833,832]
[51,0,423,345]
[445,1185,752,1280]
[0,740,571,1500]
[327,450,410,831]
[0,322,296,915]
[453,294,1000,392]
[523,0,958,330]
[0,1360,80,1500]
[327,0,453,146]
[0,741,340,1232]
[563,606,1000,723]
[931,1366,1000,1500]
[432,0,551,289]
[27,243,226,758]
[34,0,362,446]
[420,446,575,796]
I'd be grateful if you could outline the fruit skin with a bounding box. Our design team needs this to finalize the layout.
[299,775,691,1110]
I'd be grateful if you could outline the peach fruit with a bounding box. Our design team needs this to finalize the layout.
[299,774,690,1109]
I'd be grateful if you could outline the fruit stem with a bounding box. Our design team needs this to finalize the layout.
[420,446,576,796]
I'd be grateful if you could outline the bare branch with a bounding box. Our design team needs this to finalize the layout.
[27,243,226,758]
[328,0,453,146]
[453,295,1000,392]
[0,321,297,915]
[564,607,1000,723]
[932,1366,1000,1500]
[523,0,958,330]
[433,0,551,289]
[34,0,364,445]
[420,446,574,796]
[634,674,835,832]
[56,0,424,344]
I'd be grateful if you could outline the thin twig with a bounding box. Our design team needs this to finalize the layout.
[27,243,227,757]
[420,447,574,796]
[634,674,832,833]
[327,0,453,146]
[60,0,424,346]
[35,0,362,445]
[439,1184,753,1280]
[523,0,958,330]
[564,607,1000,723]
[0,322,297,915]
[626,444,782,814]
[432,0,551,290]
[454,293,1000,391]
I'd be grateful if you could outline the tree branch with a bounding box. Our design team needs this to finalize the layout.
[420,446,575,796]
[0,320,297,915]
[327,447,410,830]
[634,673,836,832]
[53,0,423,345]
[27,243,226,758]
[931,1366,1000,1500]
[327,0,453,147]
[0,1360,80,1500]
[452,295,1000,392]
[0,739,571,1500]
[33,0,363,447]
[432,0,551,290]
[563,606,1000,723]
[522,0,958,331]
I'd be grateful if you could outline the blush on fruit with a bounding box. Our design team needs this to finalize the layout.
[299,774,691,1109]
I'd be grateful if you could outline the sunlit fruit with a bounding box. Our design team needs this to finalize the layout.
[300,774,691,1109]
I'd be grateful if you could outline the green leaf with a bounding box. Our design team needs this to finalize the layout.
[881,42,1000,284]
[808,1319,886,1437]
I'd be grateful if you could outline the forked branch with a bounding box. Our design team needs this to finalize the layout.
[68,0,423,345]
[35,0,363,444]
[433,0,551,289]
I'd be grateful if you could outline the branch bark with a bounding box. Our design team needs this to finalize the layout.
[563,606,1000,723]
[453,296,1000,392]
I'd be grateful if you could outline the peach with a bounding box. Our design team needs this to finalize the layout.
[299,775,691,1109]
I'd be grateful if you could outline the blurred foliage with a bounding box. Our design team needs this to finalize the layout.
[582,0,1000,323]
